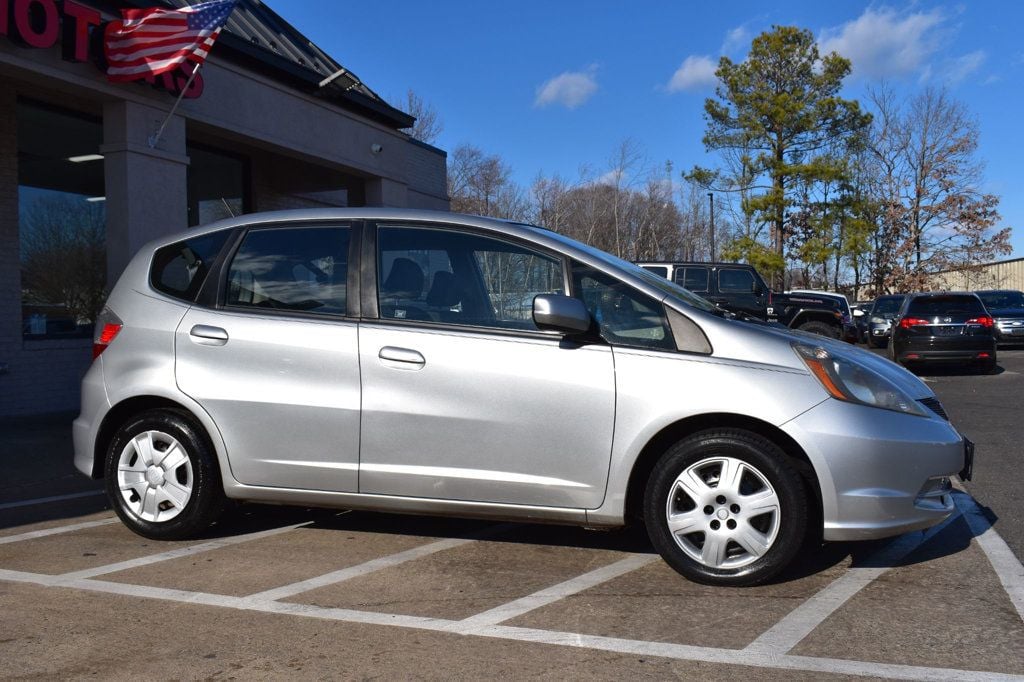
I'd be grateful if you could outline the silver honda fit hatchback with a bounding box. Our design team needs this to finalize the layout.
[73,209,972,586]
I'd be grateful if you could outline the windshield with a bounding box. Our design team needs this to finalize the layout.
[535,228,720,313]
[978,291,1024,310]
[873,296,904,315]
[907,295,985,317]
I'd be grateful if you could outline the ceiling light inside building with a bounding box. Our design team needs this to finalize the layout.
[68,154,104,163]
[86,196,106,202]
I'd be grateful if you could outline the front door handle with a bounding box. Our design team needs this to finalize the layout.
[189,324,229,345]
[379,346,425,369]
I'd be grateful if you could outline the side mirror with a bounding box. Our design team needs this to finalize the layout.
[533,294,591,334]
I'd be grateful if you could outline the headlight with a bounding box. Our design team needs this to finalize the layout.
[793,344,928,417]
[870,316,885,324]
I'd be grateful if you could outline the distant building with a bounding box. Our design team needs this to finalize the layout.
[930,257,1024,292]
[1,0,449,416]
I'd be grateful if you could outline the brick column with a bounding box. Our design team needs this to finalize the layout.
[101,100,190,283]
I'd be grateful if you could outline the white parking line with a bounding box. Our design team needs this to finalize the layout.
[0,566,1018,681]
[0,490,106,510]
[955,493,1024,622]
[744,510,962,655]
[452,554,658,632]
[60,521,314,580]
[245,524,515,603]
[0,518,119,545]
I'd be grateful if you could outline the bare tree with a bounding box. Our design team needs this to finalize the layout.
[397,89,443,145]
[20,195,106,326]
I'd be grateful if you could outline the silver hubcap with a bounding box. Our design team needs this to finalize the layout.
[665,456,781,569]
[116,430,193,523]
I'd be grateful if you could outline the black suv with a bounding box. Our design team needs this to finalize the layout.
[637,262,853,340]
[890,292,997,373]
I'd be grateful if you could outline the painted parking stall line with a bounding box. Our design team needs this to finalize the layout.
[451,554,659,632]
[0,565,1020,682]
[744,509,962,655]
[955,492,1024,622]
[245,523,517,603]
[0,490,105,510]
[0,518,120,545]
[58,520,314,580]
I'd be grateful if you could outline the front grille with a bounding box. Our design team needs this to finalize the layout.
[918,396,949,420]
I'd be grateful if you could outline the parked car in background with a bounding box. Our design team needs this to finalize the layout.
[787,290,857,343]
[637,262,853,340]
[890,292,996,373]
[850,302,873,343]
[867,294,906,348]
[975,290,1024,346]
[74,209,972,588]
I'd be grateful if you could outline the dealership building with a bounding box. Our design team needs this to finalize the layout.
[0,0,449,416]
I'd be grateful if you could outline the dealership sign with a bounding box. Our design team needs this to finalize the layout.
[1,0,204,98]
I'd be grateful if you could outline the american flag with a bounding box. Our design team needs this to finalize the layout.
[105,0,238,82]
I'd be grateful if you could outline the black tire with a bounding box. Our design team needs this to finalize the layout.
[105,408,225,540]
[796,320,840,339]
[643,429,809,586]
[979,358,998,375]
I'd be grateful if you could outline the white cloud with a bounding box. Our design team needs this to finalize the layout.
[534,68,598,109]
[944,50,986,84]
[818,7,944,79]
[667,55,718,92]
[721,25,750,55]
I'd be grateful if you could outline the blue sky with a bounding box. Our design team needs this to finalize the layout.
[272,1,1024,257]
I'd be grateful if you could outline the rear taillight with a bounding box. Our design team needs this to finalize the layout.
[899,317,930,329]
[92,309,123,360]
[966,316,993,328]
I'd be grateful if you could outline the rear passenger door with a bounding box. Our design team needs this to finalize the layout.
[175,223,361,492]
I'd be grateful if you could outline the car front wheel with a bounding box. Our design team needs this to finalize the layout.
[643,429,808,586]
[105,409,225,540]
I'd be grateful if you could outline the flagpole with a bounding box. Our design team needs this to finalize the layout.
[147,61,202,149]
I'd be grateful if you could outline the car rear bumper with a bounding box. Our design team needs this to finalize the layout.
[781,398,967,541]
[896,336,995,362]
[73,360,109,479]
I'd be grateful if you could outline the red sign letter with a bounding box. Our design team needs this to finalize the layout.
[61,0,100,62]
[12,0,58,49]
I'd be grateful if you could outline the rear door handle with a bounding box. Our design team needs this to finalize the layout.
[189,324,229,345]
[379,346,425,369]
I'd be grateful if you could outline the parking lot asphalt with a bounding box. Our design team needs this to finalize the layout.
[1,349,1023,680]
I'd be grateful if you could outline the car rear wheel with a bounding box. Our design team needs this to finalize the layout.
[105,409,225,540]
[796,320,839,339]
[643,429,808,586]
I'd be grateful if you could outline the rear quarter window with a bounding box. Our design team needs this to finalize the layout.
[150,230,231,302]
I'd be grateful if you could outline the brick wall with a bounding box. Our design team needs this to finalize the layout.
[0,85,93,418]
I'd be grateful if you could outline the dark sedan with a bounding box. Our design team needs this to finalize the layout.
[890,292,997,373]
[976,290,1024,346]
[867,294,905,348]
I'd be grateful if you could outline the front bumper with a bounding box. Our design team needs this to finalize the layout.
[781,398,967,541]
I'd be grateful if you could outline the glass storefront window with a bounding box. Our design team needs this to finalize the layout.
[18,100,106,340]
[187,144,248,226]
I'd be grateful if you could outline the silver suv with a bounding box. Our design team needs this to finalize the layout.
[74,209,972,586]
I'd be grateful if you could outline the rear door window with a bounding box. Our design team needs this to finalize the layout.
[225,225,350,316]
[718,268,754,293]
[151,230,231,302]
[674,267,709,292]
